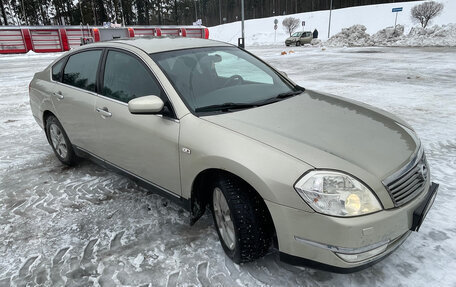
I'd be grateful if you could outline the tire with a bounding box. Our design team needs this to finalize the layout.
[296,41,301,46]
[45,115,77,166]
[210,176,273,263]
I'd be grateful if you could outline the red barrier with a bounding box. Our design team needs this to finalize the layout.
[0,25,208,54]
[30,29,62,52]
[59,29,70,51]
[160,27,180,37]
[128,27,135,38]
[0,29,27,54]
[22,29,33,51]
[93,28,100,42]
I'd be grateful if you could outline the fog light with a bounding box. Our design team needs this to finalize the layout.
[336,243,388,263]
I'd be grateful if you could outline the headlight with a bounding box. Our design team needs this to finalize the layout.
[294,170,382,217]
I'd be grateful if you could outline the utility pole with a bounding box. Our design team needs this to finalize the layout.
[241,0,244,39]
[238,0,245,48]
[328,0,333,39]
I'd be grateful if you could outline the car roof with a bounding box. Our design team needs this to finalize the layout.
[94,37,233,54]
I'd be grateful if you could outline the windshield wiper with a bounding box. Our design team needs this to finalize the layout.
[195,102,257,113]
[253,90,304,106]
[276,90,303,99]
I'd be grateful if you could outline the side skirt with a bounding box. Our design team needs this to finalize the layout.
[73,146,191,212]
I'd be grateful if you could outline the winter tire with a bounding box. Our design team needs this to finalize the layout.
[296,41,301,46]
[45,115,77,166]
[211,176,272,263]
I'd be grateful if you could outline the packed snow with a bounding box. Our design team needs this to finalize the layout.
[209,0,456,46]
[325,23,456,47]
[1,45,455,286]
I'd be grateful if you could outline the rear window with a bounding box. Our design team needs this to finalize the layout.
[63,50,102,92]
[51,58,65,81]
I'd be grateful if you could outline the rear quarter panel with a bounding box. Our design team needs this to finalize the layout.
[29,67,55,129]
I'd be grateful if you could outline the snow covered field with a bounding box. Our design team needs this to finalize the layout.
[1,46,456,286]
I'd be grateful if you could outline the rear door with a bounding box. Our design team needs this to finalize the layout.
[93,49,181,195]
[51,49,103,151]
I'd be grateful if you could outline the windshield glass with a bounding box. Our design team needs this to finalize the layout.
[150,46,299,114]
[291,32,302,37]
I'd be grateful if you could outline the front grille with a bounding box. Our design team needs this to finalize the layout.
[385,154,428,207]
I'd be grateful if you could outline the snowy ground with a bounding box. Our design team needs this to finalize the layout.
[1,46,456,286]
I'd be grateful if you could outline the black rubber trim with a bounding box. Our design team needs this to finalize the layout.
[411,182,439,232]
[279,251,393,274]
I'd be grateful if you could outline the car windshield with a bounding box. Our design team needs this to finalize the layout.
[291,32,302,37]
[150,46,301,114]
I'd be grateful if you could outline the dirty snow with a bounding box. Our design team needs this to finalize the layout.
[326,23,456,47]
[1,46,456,286]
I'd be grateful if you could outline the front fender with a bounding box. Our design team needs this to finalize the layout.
[179,114,314,212]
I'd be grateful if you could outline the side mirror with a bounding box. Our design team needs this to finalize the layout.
[128,95,164,114]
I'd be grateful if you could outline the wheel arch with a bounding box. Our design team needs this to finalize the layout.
[190,168,276,239]
[42,110,57,144]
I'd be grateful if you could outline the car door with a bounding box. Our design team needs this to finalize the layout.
[93,49,181,195]
[51,49,103,150]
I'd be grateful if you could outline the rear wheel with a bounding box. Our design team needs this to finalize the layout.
[211,176,272,263]
[45,115,77,166]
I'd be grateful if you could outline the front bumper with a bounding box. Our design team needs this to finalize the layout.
[267,182,438,273]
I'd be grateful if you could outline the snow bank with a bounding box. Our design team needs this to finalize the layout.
[326,23,456,47]
[326,25,374,47]
[396,24,456,46]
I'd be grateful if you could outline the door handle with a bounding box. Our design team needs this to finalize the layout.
[96,107,112,118]
[52,91,64,100]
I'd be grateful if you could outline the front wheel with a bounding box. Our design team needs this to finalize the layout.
[296,41,301,46]
[211,176,272,263]
[45,115,77,166]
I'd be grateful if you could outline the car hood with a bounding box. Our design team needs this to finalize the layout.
[202,90,419,180]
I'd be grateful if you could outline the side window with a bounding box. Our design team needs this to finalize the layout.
[52,58,65,81]
[63,50,102,92]
[102,50,162,103]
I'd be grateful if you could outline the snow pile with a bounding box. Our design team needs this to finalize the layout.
[326,25,373,47]
[310,38,323,46]
[326,23,456,47]
[371,25,405,44]
[395,23,456,46]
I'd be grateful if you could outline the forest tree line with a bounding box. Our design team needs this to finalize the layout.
[0,0,420,27]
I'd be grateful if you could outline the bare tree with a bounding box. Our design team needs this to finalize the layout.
[282,16,300,36]
[411,1,444,29]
